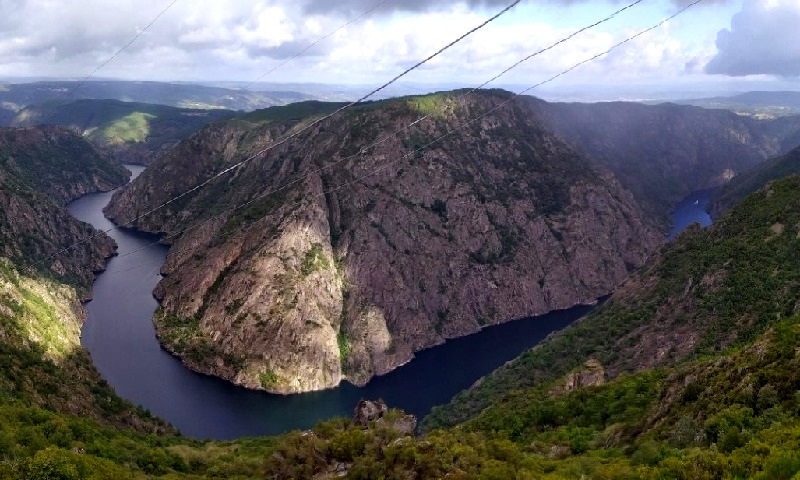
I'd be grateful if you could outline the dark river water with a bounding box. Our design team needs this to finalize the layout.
[668,189,713,239]
[68,166,711,440]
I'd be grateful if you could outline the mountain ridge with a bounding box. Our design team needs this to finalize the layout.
[712,145,800,216]
[528,98,800,223]
[105,89,663,393]
[0,126,129,290]
[10,99,237,165]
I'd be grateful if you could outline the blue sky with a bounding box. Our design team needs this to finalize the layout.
[0,0,797,100]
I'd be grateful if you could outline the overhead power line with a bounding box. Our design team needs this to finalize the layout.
[97,0,646,271]
[31,0,521,273]
[242,0,391,91]
[100,0,702,276]
[71,0,180,96]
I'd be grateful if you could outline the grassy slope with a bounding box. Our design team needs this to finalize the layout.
[12,100,237,164]
[99,111,156,144]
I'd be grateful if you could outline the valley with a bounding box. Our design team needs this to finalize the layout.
[70,164,596,439]
[59,92,730,440]
[6,1,800,477]
[2,87,800,478]
[104,90,665,394]
[102,90,800,397]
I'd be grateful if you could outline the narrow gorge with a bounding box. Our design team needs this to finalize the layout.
[105,91,664,394]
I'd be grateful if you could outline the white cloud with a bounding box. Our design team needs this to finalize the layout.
[706,0,800,77]
[0,0,747,91]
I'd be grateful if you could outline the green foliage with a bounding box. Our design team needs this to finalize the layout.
[467,371,663,448]
[259,370,279,389]
[301,243,331,276]
[426,176,800,431]
[337,331,351,363]
[240,100,346,124]
[406,93,451,118]
[98,111,156,144]
[0,400,283,479]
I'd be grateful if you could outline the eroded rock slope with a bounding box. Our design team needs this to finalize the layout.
[106,90,663,393]
[0,126,128,291]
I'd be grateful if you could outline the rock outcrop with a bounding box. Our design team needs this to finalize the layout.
[353,400,417,434]
[106,90,663,393]
[557,359,605,394]
[353,400,389,427]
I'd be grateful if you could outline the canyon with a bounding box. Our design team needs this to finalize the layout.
[106,91,666,393]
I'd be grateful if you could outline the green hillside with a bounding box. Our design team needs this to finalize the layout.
[239,100,348,124]
[11,99,236,165]
[427,175,800,431]
[5,172,800,477]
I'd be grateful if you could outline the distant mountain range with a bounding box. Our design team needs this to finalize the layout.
[675,91,800,118]
[0,80,310,115]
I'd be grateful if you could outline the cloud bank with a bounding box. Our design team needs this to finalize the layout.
[300,0,514,14]
[706,0,800,77]
[0,0,740,91]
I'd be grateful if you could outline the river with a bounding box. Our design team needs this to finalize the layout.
[668,189,713,239]
[68,165,711,440]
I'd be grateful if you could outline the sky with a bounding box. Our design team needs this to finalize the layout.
[0,0,798,99]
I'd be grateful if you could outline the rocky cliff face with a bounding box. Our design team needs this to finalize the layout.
[529,99,800,223]
[424,174,800,430]
[0,126,127,292]
[106,90,663,393]
[711,145,800,216]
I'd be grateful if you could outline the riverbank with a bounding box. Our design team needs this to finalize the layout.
[68,167,713,439]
